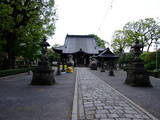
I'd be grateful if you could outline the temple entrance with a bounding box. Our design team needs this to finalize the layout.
[73,52,90,67]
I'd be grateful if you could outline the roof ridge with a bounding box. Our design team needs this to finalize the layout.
[66,34,95,38]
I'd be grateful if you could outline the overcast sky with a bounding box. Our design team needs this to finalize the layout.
[48,0,160,47]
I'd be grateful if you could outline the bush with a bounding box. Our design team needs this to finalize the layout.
[0,67,35,77]
[118,53,132,69]
[148,70,160,78]
[140,52,160,70]
[144,61,156,70]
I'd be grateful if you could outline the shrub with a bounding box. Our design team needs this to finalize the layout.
[148,70,160,78]
[118,53,132,64]
[144,61,155,70]
[0,67,35,77]
[140,52,158,70]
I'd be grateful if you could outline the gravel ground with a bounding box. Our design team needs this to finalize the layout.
[91,69,160,119]
[0,71,76,120]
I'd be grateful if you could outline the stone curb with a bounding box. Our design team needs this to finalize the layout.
[72,68,78,120]
[78,72,85,120]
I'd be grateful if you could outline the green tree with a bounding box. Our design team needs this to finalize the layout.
[0,0,56,68]
[140,52,156,70]
[111,30,128,54]
[118,53,132,69]
[47,48,60,64]
[111,18,160,53]
[89,34,108,48]
[140,50,160,70]
[123,18,160,52]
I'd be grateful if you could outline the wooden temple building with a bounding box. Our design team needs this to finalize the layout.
[53,35,105,66]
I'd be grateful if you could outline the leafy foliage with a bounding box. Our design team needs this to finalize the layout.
[47,48,60,64]
[89,34,108,48]
[111,18,160,53]
[111,30,128,54]
[0,0,57,68]
[123,18,160,52]
[140,51,160,70]
[118,53,132,64]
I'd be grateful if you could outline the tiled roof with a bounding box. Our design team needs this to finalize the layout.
[97,48,119,58]
[53,35,104,54]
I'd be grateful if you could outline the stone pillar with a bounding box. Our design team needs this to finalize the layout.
[56,61,61,75]
[61,55,65,72]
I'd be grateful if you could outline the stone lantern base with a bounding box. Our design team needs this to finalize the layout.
[90,62,97,70]
[125,61,152,87]
[31,62,56,85]
[109,70,114,76]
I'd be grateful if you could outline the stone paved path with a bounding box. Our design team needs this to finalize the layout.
[76,68,157,120]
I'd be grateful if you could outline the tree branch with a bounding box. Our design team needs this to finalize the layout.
[0,0,9,4]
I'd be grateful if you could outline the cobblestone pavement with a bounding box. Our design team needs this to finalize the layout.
[77,68,157,120]
[91,70,160,119]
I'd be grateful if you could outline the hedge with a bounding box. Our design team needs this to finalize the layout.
[0,67,35,77]
[148,70,160,78]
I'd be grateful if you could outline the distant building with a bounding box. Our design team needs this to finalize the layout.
[53,34,105,66]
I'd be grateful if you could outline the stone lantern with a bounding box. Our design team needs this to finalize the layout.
[125,40,152,87]
[31,37,56,85]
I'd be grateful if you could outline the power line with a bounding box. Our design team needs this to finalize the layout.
[97,0,114,34]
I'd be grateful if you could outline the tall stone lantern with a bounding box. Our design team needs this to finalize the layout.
[125,40,152,87]
[31,37,56,85]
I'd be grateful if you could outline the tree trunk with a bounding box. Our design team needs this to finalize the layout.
[6,32,16,69]
[142,46,144,52]
[147,40,153,52]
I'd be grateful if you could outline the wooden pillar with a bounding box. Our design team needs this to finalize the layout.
[61,54,65,72]
[100,58,105,72]
[56,60,61,75]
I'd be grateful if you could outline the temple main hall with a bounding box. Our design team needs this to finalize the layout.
[53,34,104,66]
